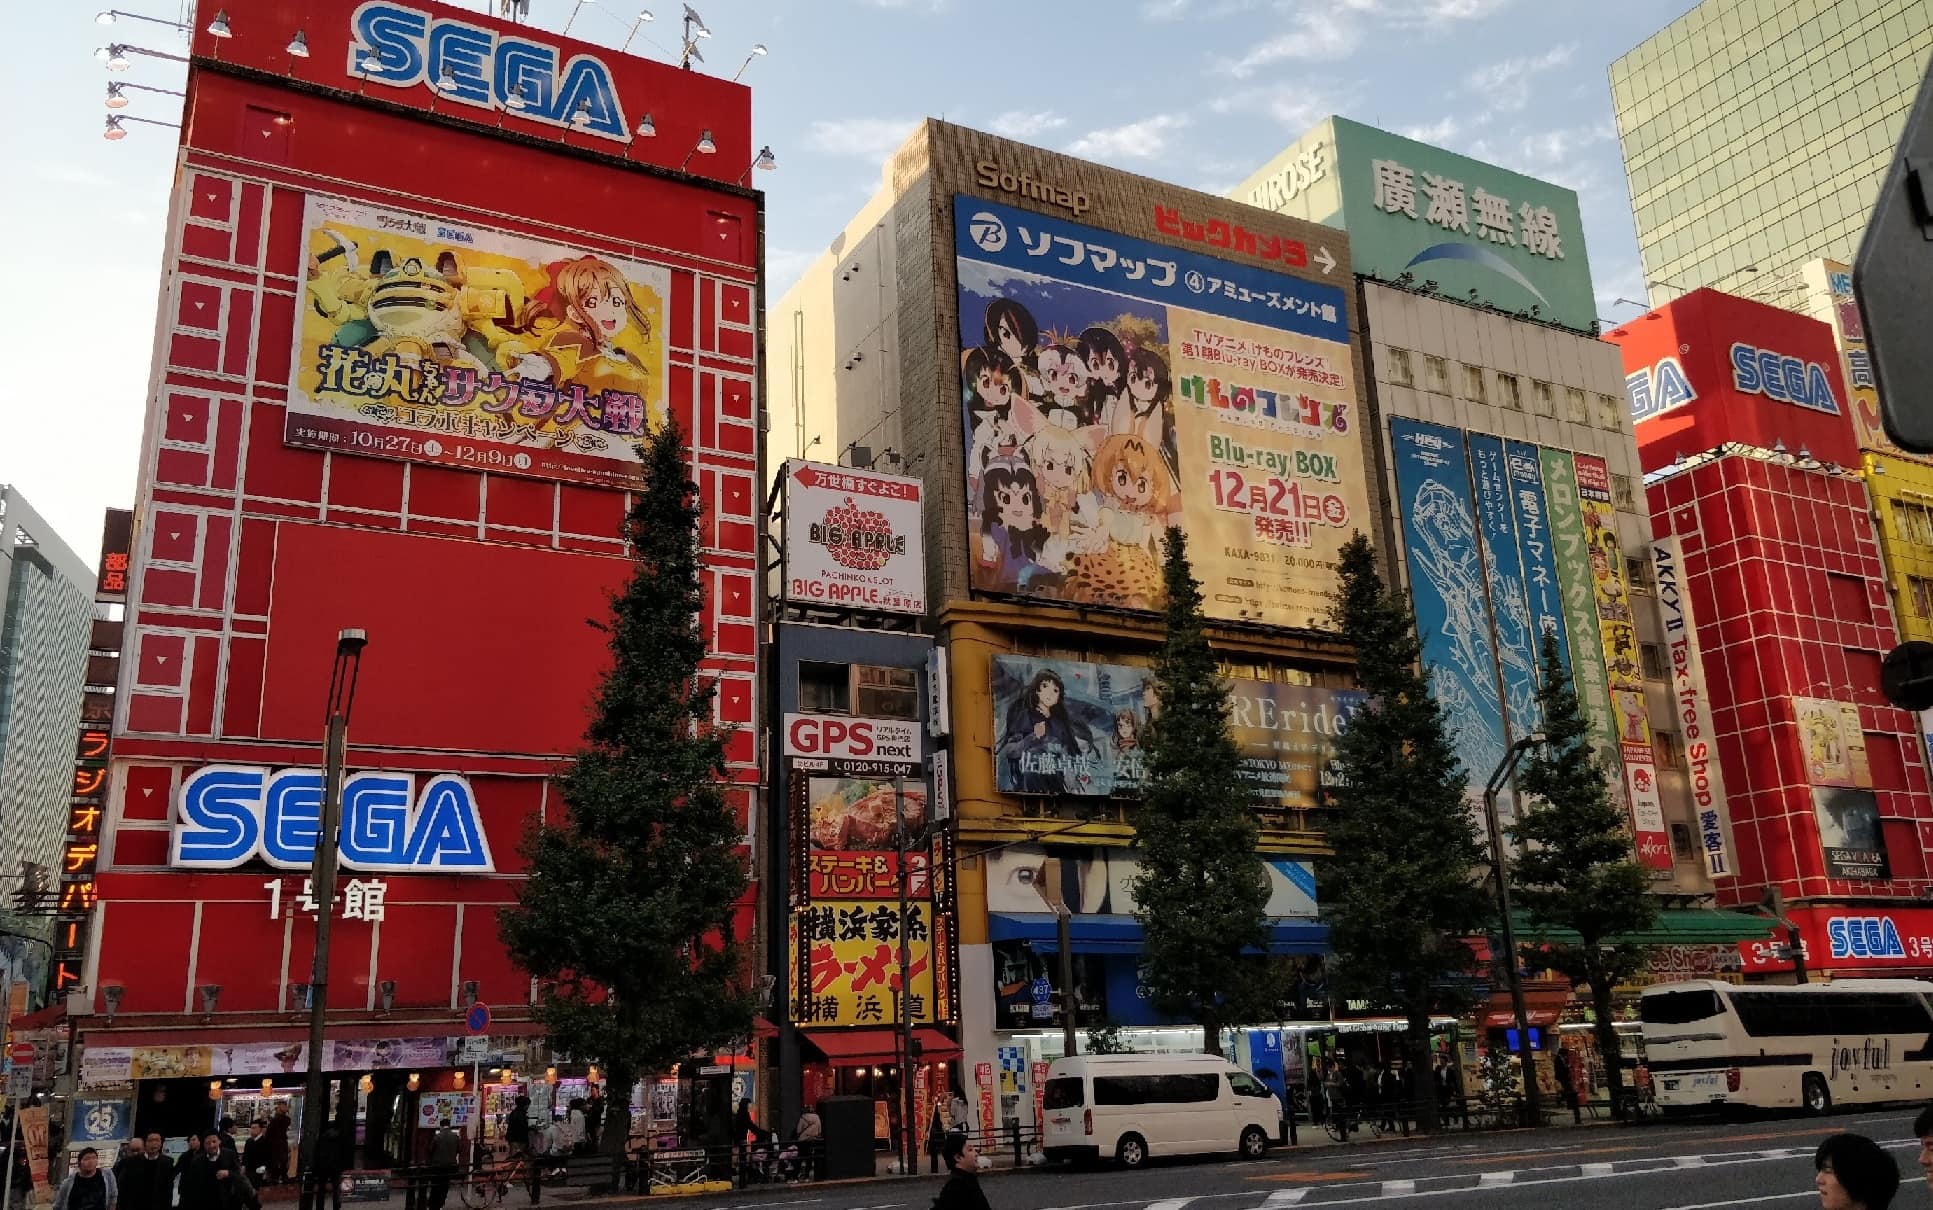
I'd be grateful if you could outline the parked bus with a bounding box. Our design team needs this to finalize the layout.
[1640,978,1933,1114]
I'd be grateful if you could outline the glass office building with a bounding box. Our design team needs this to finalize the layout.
[1610,0,1933,309]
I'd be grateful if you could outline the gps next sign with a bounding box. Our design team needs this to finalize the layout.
[1604,288,1858,475]
[783,714,922,776]
[1232,117,1598,333]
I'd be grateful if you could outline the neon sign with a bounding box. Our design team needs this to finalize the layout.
[172,765,494,873]
[348,1,629,143]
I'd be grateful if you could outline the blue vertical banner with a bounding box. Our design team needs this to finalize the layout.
[1503,439,1572,687]
[1466,433,1539,736]
[1388,419,1508,810]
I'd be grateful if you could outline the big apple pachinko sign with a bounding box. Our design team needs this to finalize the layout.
[782,461,926,615]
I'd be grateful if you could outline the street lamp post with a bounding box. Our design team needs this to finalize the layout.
[298,629,367,1210]
[1482,732,1546,1127]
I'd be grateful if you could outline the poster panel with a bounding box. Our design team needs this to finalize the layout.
[1794,697,1873,789]
[1807,259,1894,454]
[1225,679,1365,811]
[1503,440,1571,687]
[953,196,1367,624]
[992,656,1150,796]
[983,843,1316,918]
[1387,419,1507,815]
[1813,788,1890,880]
[1538,450,1621,767]
[1573,454,1670,870]
[794,901,937,1028]
[1652,536,1734,878]
[782,461,927,614]
[288,195,670,488]
[1467,433,1539,732]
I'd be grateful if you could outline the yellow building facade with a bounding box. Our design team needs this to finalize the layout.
[1863,453,1933,646]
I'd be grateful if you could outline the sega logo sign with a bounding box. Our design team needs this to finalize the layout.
[1827,915,1906,961]
[350,2,629,142]
[1626,356,1696,422]
[783,714,920,763]
[171,765,493,873]
[1729,342,1840,415]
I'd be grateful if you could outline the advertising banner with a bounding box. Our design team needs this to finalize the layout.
[782,713,922,776]
[782,461,926,614]
[327,1038,451,1071]
[1815,789,1889,880]
[983,843,1317,919]
[1651,536,1733,878]
[1503,440,1571,686]
[797,775,936,900]
[1537,450,1620,765]
[1805,259,1893,454]
[19,1105,47,1196]
[288,195,671,488]
[79,1047,134,1089]
[1224,679,1366,812]
[953,195,1367,625]
[1573,455,1670,870]
[1387,419,1507,815]
[69,1098,132,1146]
[991,942,1105,1029]
[1794,697,1873,789]
[1467,433,1539,732]
[794,901,940,1028]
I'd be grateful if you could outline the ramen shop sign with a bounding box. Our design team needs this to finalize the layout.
[784,713,921,774]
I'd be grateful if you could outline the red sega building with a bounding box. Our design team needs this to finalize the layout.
[80,0,763,1151]
[1608,290,1933,979]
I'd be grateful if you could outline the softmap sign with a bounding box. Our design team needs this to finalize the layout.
[783,460,926,614]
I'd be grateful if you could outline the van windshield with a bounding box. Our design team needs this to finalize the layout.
[1043,1077,1084,1110]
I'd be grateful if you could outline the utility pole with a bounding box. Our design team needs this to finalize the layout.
[1053,905,1077,1060]
[298,629,366,1210]
[1483,732,1546,1127]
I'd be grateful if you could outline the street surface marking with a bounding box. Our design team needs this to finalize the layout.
[1378,1181,1413,1196]
[1658,1195,1814,1210]
[1247,1172,1368,1183]
[1476,1171,1514,1186]
[1261,1194,1308,1206]
[1448,1144,1639,1165]
[1145,1200,1198,1210]
[1580,1162,1613,1176]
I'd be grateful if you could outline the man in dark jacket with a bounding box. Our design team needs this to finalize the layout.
[113,1134,171,1210]
[931,1133,987,1210]
[179,1132,256,1210]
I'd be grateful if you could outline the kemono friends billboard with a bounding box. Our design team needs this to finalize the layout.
[954,197,1368,626]
[288,195,670,487]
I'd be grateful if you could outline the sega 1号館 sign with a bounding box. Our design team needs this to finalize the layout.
[783,713,922,776]
[172,765,493,872]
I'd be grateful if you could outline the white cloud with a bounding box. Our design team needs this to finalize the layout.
[1465,43,1577,112]
[1401,116,1460,144]
[1066,114,1190,161]
[765,247,819,296]
[1369,0,1512,24]
[1141,0,1191,17]
[1209,81,1355,133]
[1230,9,1364,77]
[803,117,920,162]
[988,110,1068,139]
[1511,121,1618,192]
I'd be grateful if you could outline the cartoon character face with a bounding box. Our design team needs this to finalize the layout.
[572,280,631,341]
[1086,345,1121,388]
[1129,359,1164,403]
[975,364,1013,413]
[995,478,1037,530]
[995,313,1030,364]
[1034,445,1084,494]
[1038,346,1089,409]
[1036,677,1061,710]
[1108,458,1156,509]
[366,249,466,345]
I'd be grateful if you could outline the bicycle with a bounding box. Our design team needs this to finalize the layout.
[458,1150,527,1209]
[1320,1105,1392,1143]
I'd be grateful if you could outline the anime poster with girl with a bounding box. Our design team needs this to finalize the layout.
[287,195,670,488]
[991,655,1152,797]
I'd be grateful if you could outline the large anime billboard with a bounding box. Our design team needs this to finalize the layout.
[954,196,1368,626]
[289,196,670,487]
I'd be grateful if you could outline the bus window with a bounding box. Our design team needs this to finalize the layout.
[1641,989,1726,1024]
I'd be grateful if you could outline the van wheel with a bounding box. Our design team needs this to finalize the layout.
[1803,1074,1831,1115]
[1115,1134,1148,1169]
[1239,1126,1269,1160]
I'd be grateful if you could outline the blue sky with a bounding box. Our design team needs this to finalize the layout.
[1,0,1692,562]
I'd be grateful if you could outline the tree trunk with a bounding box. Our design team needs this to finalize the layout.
[1590,977,1626,1119]
[1406,1011,1439,1134]
[600,1063,634,1157]
[1201,1006,1223,1056]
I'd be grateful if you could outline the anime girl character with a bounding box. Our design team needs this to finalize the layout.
[984,298,1045,399]
[1022,411,1099,540]
[998,668,1094,795]
[963,346,1033,490]
[1109,710,1146,792]
[976,457,1057,594]
[1107,345,1179,487]
[487,255,655,406]
[1077,326,1128,424]
[1034,343,1091,427]
[1058,433,1175,608]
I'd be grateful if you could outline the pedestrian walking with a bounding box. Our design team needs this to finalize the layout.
[926,1103,947,1175]
[312,1120,346,1210]
[502,1094,540,1206]
[1375,1063,1398,1132]
[241,1123,270,1187]
[51,1147,117,1210]
[1553,1045,1579,1124]
[179,1133,257,1210]
[930,1134,987,1210]
[584,1087,605,1153]
[112,1134,170,1210]
[425,1119,460,1210]
[793,1106,822,1182]
[1915,1103,1933,1191]
[1814,1132,1900,1210]
[265,1109,291,1186]
[947,1090,970,1136]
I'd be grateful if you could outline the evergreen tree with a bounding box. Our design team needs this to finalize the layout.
[1509,630,1656,1118]
[1320,533,1491,1132]
[1129,528,1272,1056]
[500,419,757,1153]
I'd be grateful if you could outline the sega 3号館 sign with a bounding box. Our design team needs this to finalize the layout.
[783,713,922,775]
[171,764,493,873]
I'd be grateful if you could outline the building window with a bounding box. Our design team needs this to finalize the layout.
[1565,387,1589,424]
[1827,572,1872,625]
[1611,473,1638,512]
[1530,379,1556,417]
[1909,575,1933,619]
[854,664,920,719]
[1896,499,1933,546]
[1669,822,1696,862]
[1640,642,1669,681]
[1424,355,1451,394]
[1496,374,1523,411]
[1625,554,1654,595]
[1594,393,1624,430]
[798,662,851,713]
[1654,728,1684,769]
[1462,365,1487,403]
[1387,348,1414,387]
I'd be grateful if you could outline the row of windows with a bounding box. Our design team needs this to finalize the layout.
[1732,991,1933,1039]
[1383,349,1631,439]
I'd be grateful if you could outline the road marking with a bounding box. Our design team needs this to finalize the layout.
[1673,1153,1705,1167]
[1476,1171,1514,1186]
[1379,1180,1414,1196]
[1261,1194,1308,1206]
[1145,1200,1197,1210]
[1658,1194,1814,1210]
[1448,1144,1640,1165]
[1247,1172,1367,1183]
[1581,1162,1613,1176]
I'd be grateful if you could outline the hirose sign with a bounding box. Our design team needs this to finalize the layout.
[783,713,922,774]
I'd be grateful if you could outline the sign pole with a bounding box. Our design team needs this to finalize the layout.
[895,775,913,1176]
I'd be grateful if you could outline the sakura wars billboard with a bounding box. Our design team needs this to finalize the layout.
[288,195,670,487]
[954,196,1368,626]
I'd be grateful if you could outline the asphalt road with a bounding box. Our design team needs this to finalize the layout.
[659,1108,1928,1210]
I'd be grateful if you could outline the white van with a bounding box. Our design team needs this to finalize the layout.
[1040,1053,1281,1168]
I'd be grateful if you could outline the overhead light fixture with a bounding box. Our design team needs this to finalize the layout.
[634,112,656,137]
[97,9,188,29]
[685,4,710,36]
[621,10,655,53]
[95,10,116,23]
[286,30,309,57]
[103,115,128,140]
[570,99,592,128]
[436,70,458,92]
[505,85,528,111]
[696,128,716,153]
[736,144,775,183]
[104,45,129,70]
[105,82,128,108]
[731,42,766,81]
[206,9,231,38]
[360,53,384,72]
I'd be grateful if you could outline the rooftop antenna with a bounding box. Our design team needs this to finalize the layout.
[680,3,709,69]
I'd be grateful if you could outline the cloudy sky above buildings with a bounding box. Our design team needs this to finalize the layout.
[2,0,1695,559]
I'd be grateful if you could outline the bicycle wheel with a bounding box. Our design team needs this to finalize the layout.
[459,1168,505,1210]
[1323,1114,1345,1142]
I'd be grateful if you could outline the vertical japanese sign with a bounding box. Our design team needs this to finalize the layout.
[1467,433,1539,732]
[1573,454,1670,871]
[1651,536,1733,878]
[95,508,133,603]
[1537,451,1620,772]
[58,512,128,994]
[1804,258,1893,455]
[953,195,1367,625]
[1388,419,1507,817]
[1503,440,1571,681]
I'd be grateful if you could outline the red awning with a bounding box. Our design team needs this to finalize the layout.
[801,1028,959,1067]
[1483,1009,1560,1029]
[752,1016,779,1040]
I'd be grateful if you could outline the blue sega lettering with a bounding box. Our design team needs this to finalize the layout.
[1827,915,1906,961]
[1728,342,1840,415]
[171,764,494,873]
[349,1,629,142]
